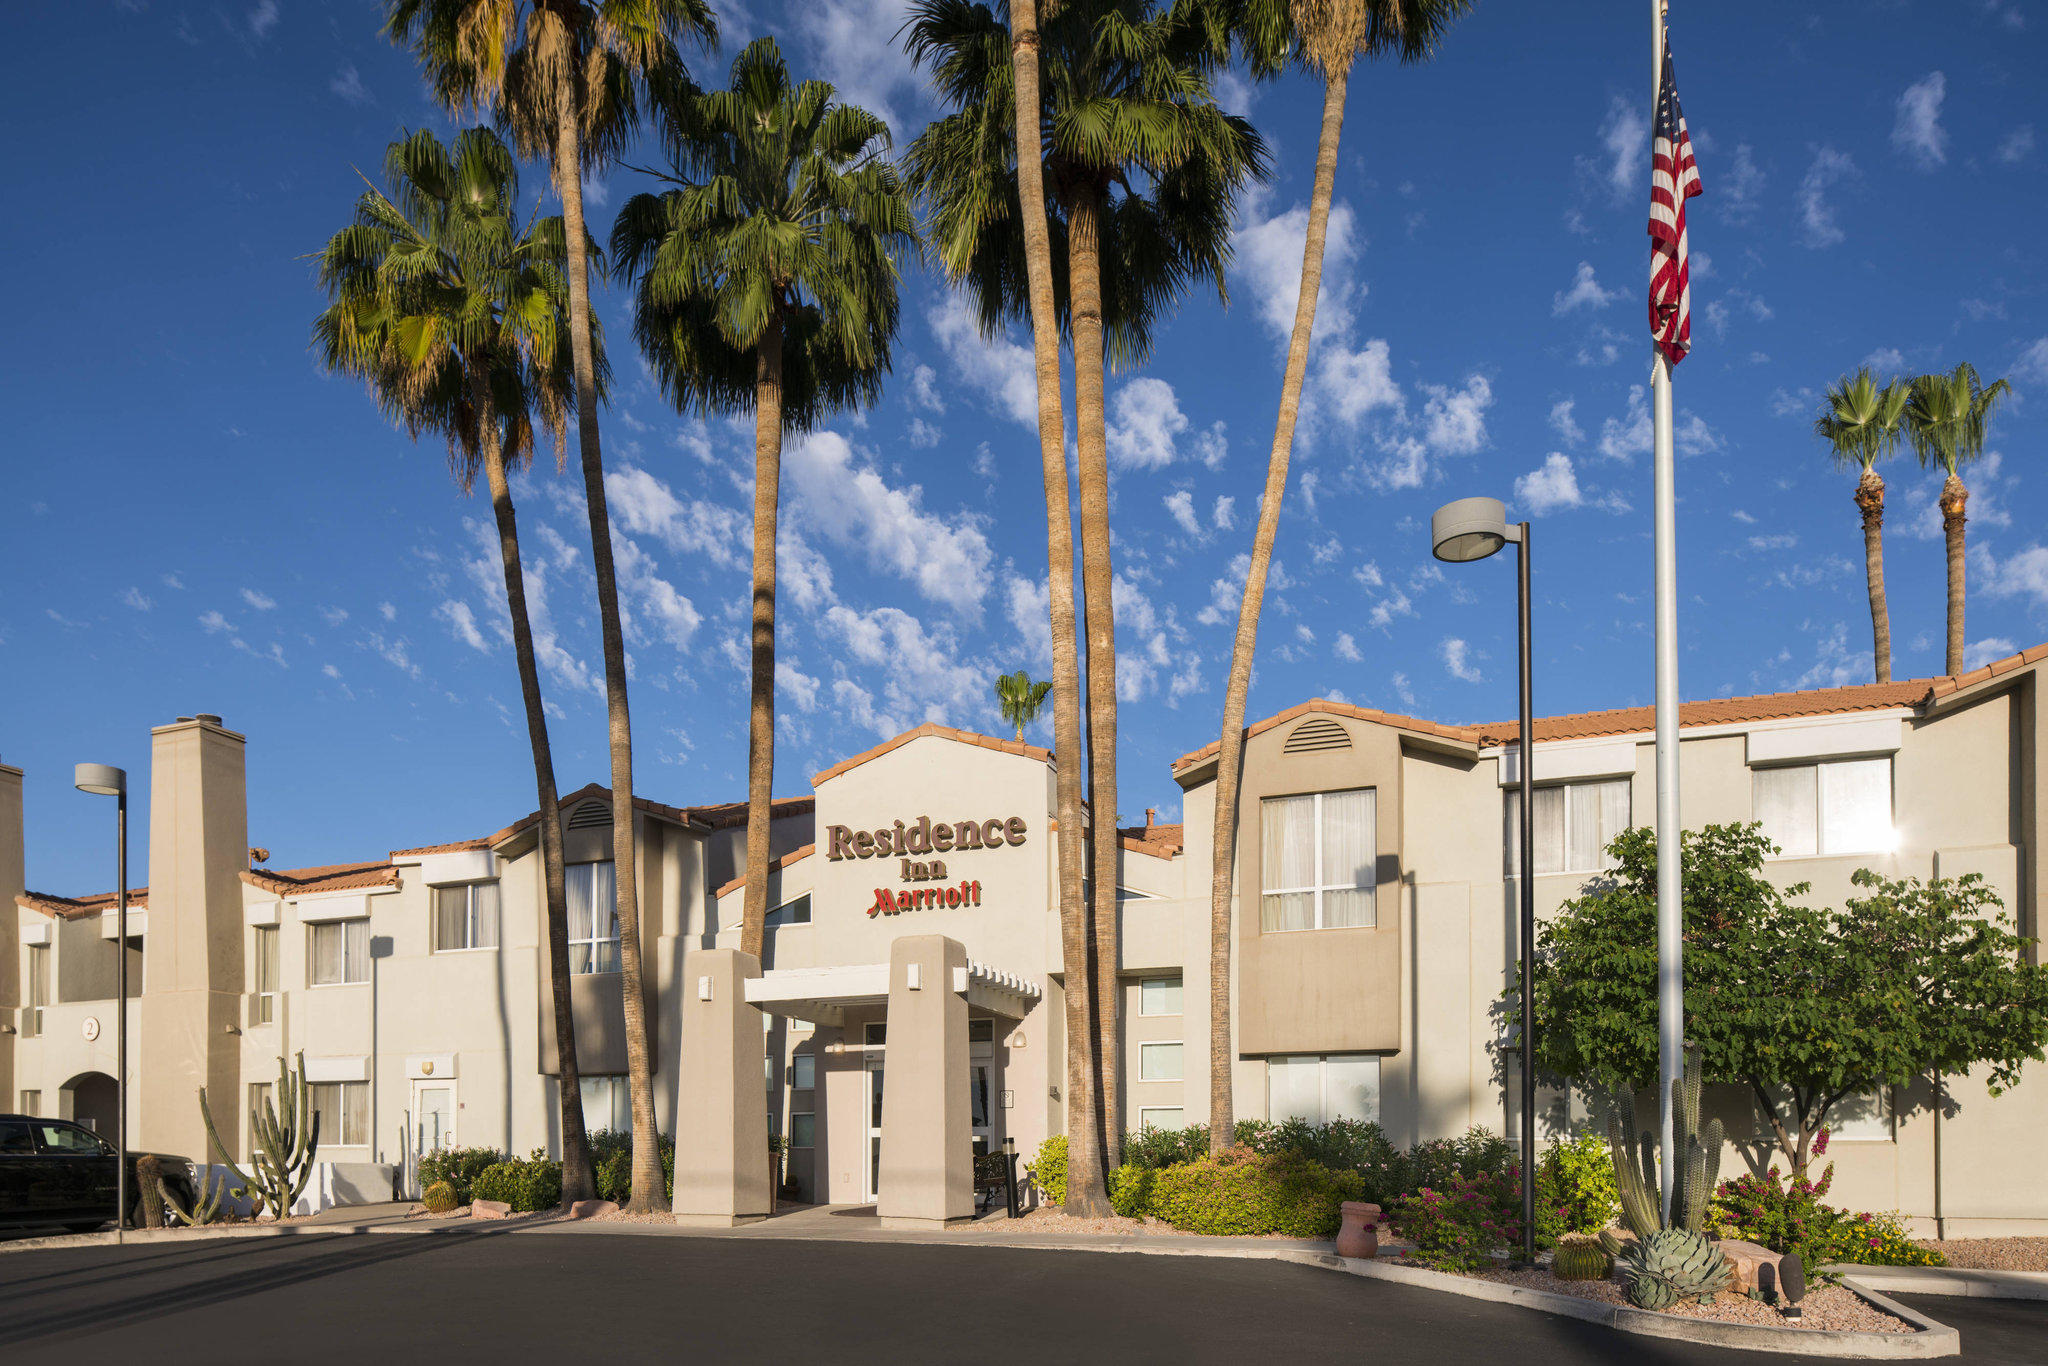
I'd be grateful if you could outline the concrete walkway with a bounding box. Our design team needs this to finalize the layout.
[1827,1265,2048,1302]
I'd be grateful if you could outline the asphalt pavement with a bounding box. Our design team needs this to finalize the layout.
[1,1229,2041,1365]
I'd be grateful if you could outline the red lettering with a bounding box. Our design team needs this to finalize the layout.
[896,890,913,913]
[971,880,981,906]
[869,888,894,918]
[945,886,962,908]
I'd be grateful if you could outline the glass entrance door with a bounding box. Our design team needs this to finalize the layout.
[969,1063,995,1156]
[863,1022,885,1204]
[413,1081,455,1155]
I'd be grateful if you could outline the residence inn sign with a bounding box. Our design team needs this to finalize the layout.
[823,814,1030,916]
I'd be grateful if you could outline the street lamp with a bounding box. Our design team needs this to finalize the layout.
[1430,496,1536,1265]
[74,762,130,1246]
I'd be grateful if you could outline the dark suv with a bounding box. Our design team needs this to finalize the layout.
[0,1114,197,1233]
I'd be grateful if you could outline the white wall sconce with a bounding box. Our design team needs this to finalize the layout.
[906,963,922,991]
[697,976,713,1001]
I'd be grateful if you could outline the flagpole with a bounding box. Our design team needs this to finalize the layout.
[1651,0,1684,1221]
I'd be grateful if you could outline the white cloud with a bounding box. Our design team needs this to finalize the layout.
[778,529,838,615]
[1984,544,2048,606]
[1515,453,1583,515]
[1553,262,1618,315]
[437,600,489,652]
[1999,124,2037,164]
[160,572,185,591]
[1440,637,1483,684]
[907,364,944,413]
[927,296,1038,429]
[240,588,277,611]
[120,586,153,612]
[1232,192,1364,343]
[1549,398,1584,447]
[1720,144,1764,224]
[1368,589,1414,632]
[791,0,922,132]
[1315,339,1403,426]
[1212,496,1236,531]
[199,610,231,634]
[322,663,342,680]
[2012,337,2048,390]
[1106,378,1192,469]
[1591,94,1648,202]
[1598,385,1721,460]
[1164,488,1202,537]
[330,64,372,105]
[907,417,942,449]
[1418,374,1492,455]
[379,601,398,622]
[319,605,349,626]
[821,602,992,729]
[1862,346,1907,373]
[1798,147,1857,248]
[784,430,992,615]
[609,537,703,650]
[1004,574,1052,667]
[1390,672,1416,707]
[1891,72,1948,170]
[604,465,749,571]
[1334,632,1362,663]
[777,660,822,713]
[1963,637,2017,672]
[246,0,278,39]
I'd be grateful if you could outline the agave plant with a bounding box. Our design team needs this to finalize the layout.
[1617,1227,1734,1308]
[1600,1048,1733,1307]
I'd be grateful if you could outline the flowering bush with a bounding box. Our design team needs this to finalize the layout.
[1148,1146,1365,1237]
[1533,1136,1619,1249]
[1391,1168,1524,1272]
[1714,1160,1946,1273]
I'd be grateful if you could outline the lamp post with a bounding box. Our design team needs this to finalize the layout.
[73,762,130,1245]
[1431,496,1536,1264]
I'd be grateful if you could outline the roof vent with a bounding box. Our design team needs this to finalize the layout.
[1283,716,1353,755]
[195,713,223,726]
[566,800,613,830]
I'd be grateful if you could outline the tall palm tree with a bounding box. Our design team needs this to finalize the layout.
[313,127,603,1203]
[994,669,1054,742]
[614,37,914,963]
[1195,0,1469,1157]
[907,0,1266,1201]
[384,0,717,1215]
[1905,362,2011,677]
[1813,368,1909,683]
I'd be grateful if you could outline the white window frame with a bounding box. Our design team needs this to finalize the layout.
[24,943,48,1038]
[1265,1053,1382,1127]
[1138,1040,1184,1082]
[1260,788,1377,932]
[1504,778,1631,878]
[567,862,620,975]
[308,1080,369,1146]
[1753,758,1895,859]
[1137,1107,1185,1131]
[431,881,501,953]
[308,919,370,987]
[253,925,279,1023]
[579,1074,632,1135]
[766,894,812,929]
[1140,976,1183,1017]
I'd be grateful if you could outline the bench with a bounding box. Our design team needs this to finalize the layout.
[974,1151,1015,1216]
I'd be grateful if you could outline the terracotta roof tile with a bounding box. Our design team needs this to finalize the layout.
[240,860,400,896]
[389,837,491,858]
[1926,641,2048,699]
[814,724,1052,787]
[688,797,815,831]
[16,888,150,920]
[1116,822,1184,858]
[1172,700,1477,773]
[713,844,815,899]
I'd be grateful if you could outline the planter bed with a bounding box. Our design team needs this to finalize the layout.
[1472,1265,1912,1334]
[1911,1236,2048,1271]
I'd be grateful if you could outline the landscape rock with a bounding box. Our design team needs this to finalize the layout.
[1716,1237,1790,1295]
[568,1200,620,1220]
[470,1200,514,1221]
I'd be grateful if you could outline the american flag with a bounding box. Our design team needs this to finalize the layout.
[1648,35,1702,367]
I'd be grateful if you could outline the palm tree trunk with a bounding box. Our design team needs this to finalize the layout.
[1941,473,1968,677]
[1010,0,1107,1219]
[1855,469,1891,684]
[741,315,786,962]
[475,371,593,1204]
[1206,67,1351,1157]
[551,75,660,1213]
[1068,183,1123,1178]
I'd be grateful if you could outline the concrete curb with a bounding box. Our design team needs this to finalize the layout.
[1825,1263,2048,1302]
[0,1222,364,1255]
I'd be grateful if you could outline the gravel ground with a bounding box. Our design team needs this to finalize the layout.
[1473,1267,1916,1333]
[953,1208,1337,1240]
[1913,1236,2048,1271]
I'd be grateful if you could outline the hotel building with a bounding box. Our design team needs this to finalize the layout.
[7,643,2047,1232]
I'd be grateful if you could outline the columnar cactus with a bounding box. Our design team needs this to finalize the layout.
[160,1159,234,1226]
[198,1051,322,1219]
[1599,1048,1732,1308]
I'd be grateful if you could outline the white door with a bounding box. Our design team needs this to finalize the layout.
[413,1081,456,1155]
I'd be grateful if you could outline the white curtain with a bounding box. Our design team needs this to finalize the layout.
[342,920,369,982]
[569,863,620,973]
[432,887,467,952]
[580,1075,631,1134]
[1322,1056,1382,1126]
[1319,788,1376,927]
[1597,779,1631,869]
[1141,1042,1184,1081]
[1754,765,1818,856]
[472,880,501,948]
[1260,795,1316,931]
[1821,758,1892,855]
[1267,1055,1322,1124]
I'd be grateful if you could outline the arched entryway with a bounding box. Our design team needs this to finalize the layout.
[62,1072,118,1137]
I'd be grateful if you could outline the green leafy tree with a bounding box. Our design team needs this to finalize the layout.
[1812,369,1908,680]
[993,669,1053,741]
[1904,362,2011,677]
[384,0,718,1215]
[613,37,913,962]
[906,0,1268,1202]
[313,126,603,1204]
[1519,822,2048,1174]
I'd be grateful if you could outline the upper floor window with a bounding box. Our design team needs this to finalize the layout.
[1260,788,1376,932]
[24,944,48,1038]
[766,894,812,930]
[1753,757,1892,858]
[1140,976,1183,1016]
[309,919,369,986]
[567,861,619,974]
[1505,778,1631,878]
[253,926,279,1023]
[433,882,501,952]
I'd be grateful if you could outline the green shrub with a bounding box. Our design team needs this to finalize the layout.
[419,1145,508,1205]
[1032,1133,1068,1207]
[1715,1163,1946,1273]
[1534,1136,1619,1249]
[1149,1147,1364,1238]
[590,1131,676,1204]
[1391,1169,1523,1272]
[1109,1164,1157,1218]
[1403,1127,1516,1197]
[470,1161,521,1207]
[421,1181,459,1214]
[513,1150,563,1212]
[1123,1124,1211,1171]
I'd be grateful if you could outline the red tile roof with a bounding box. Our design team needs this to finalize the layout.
[16,888,150,921]
[241,860,400,896]
[388,837,492,858]
[713,844,815,899]
[814,724,1052,786]
[1171,700,1479,772]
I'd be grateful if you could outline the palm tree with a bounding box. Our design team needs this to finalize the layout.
[384,0,716,1216]
[614,37,914,963]
[994,669,1054,742]
[907,0,1267,1203]
[313,126,602,1203]
[1905,362,2011,677]
[1195,0,1469,1157]
[1813,368,1909,683]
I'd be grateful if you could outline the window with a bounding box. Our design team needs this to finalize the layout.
[1753,758,1893,857]
[1267,1054,1381,1126]
[0,1119,31,1154]
[1139,1041,1184,1082]
[1140,977,1183,1017]
[1505,778,1631,877]
[253,926,279,1024]
[766,894,812,929]
[567,862,619,974]
[1755,1087,1892,1144]
[250,1082,275,1124]
[433,882,501,952]
[579,1075,632,1135]
[789,1110,816,1149]
[1138,1107,1185,1131]
[791,1054,816,1090]
[24,944,48,1038]
[309,920,369,986]
[1260,788,1377,931]
[34,1121,110,1154]
[308,1081,369,1146]
[18,1091,41,1117]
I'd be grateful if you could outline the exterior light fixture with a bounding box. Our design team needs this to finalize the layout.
[1429,497,1537,1265]
[73,762,131,1245]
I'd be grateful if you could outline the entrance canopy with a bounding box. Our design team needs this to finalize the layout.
[744,959,1040,1027]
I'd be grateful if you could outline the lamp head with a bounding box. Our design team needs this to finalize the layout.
[1431,496,1515,563]
[74,763,127,798]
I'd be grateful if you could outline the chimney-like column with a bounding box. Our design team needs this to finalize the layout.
[0,759,23,1110]
[139,715,248,1158]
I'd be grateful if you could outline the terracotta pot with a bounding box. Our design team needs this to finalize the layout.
[1336,1202,1381,1259]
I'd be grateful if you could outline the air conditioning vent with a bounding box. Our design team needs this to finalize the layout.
[1283,716,1352,755]
[566,801,613,830]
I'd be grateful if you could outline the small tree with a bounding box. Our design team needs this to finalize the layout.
[1519,823,2048,1174]
[993,670,1052,742]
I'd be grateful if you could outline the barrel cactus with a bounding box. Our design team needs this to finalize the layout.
[1618,1228,1732,1309]
[422,1181,459,1214]
[1552,1236,1612,1282]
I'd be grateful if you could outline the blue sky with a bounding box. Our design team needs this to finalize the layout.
[5,0,2047,891]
